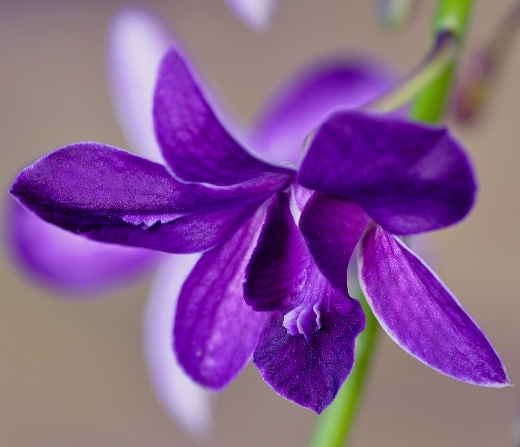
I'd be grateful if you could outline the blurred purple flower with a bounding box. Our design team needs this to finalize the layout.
[9,7,509,416]
[224,0,277,30]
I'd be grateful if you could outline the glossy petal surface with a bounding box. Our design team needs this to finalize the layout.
[359,225,510,386]
[144,254,212,436]
[7,199,156,295]
[11,143,288,253]
[154,48,293,185]
[299,111,476,234]
[174,209,267,389]
[300,193,370,295]
[256,59,394,162]
[254,264,365,413]
[108,5,172,162]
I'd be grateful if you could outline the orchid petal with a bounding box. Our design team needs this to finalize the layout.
[224,0,277,31]
[174,209,267,389]
[107,5,173,162]
[154,47,293,186]
[299,111,476,234]
[244,192,365,412]
[244,191,311,312]
[358,225,510,386]
[11,143,288,253]
[256,59,394,163]
[299,193,370,295]
[7,198,156,295]
[254,264,365,414]
[144,254,213,437]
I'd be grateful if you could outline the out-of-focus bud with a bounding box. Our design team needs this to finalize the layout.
[376,0,417,31]
[453,1,520,123]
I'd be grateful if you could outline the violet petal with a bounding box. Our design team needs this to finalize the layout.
[154,47,293,185]
[244,191,311,312]
[256,59,394,163]
[107,5,173,162]
[174,209,267,389]
[299,192,370,295]
[144,254,213,436]
[7,198,157,295]
[254,264,365,413]
[298,111,476,234]
[358,225,510,386]
[11,143,288,253]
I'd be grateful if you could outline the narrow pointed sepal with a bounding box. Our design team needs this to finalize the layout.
[154,47,293,185]
[10,143,288,254]
[359,225,510,387]
[174,209,267,390]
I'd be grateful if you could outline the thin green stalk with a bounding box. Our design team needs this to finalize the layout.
[367,32,458,113]
[307,2,474,447]
[412,0,474,123]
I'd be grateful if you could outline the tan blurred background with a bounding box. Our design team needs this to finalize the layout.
[1,1,520,446]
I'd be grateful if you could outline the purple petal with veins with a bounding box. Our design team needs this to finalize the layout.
[154,47,293,185]
[358,225,510,386]
[243,190,364,413]
[299,110,476,234]
[11,143,289,253]
[175,208,267,389]
[254,262,365,413]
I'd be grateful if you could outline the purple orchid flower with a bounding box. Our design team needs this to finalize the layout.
[224,0,277,31]
[6,4,400,419]
[9,8,509,416]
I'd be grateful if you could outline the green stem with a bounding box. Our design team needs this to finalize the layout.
[367,31,458,113]
[411,0,474,123]
[307,2,474,447]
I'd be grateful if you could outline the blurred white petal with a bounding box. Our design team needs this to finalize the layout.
[107,6,173,161]
[144,254,213,437]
